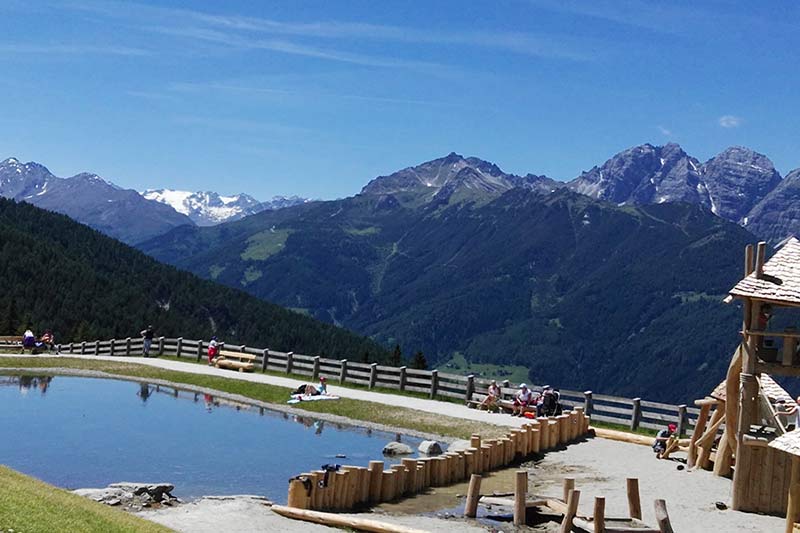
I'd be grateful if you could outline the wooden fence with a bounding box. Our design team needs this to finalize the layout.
[55,336,703,436]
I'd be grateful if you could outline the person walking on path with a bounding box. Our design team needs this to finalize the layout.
[207,336,219,366]
[140,325,155,357]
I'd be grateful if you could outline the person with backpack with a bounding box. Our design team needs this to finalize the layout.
[207,336,219,366]
[538,386,559,417]
[140,325,155,357]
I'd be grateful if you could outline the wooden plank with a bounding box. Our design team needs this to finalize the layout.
[272,505,430,533]
[759,447,775,513]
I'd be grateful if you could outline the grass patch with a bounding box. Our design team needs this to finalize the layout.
[0,466,171,533]
[0,357,505,440]
[437,352,530,384]
[345,226,380,236]
[241,229,291,261]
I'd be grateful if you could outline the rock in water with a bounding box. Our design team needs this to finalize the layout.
[418,440,443,455]
[382,442,413,455]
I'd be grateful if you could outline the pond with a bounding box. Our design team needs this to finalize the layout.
[0,375,423,502]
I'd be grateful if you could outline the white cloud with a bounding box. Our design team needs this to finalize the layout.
[718,115,742,128]
[657,125,672,137]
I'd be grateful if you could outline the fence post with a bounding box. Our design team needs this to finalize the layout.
[465,374,475,402]
[94,340,100,355]
[312,356,320,380]
[584,391,593,416]
[125,337,131,356]
[157,337,164,356]
[630,398,642,431]
[430,370,439,399]
[80,341,86,355]
[340,359,348,384]
[286,351,294,374]
[502,379,510,389]
[262,349,270,372]
[677,404,688,437]
[196,341,203,362]
[369,363,378,389]
[176,337,183,358]
[399,366,407,391]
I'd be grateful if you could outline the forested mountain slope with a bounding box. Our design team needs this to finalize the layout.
[0,198,388,362]
[141,187,754,402]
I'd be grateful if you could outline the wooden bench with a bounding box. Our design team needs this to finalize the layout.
[212,350,256,372]
[0,336,24,353]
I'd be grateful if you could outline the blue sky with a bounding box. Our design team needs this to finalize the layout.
[1,0,798,200]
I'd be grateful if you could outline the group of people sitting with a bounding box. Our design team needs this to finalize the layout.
[22,328,55,353]
[477,381,561,417]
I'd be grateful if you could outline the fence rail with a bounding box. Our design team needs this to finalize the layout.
[55,336,701,436]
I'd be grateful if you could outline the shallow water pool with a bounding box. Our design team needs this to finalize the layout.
[0,375,422,502]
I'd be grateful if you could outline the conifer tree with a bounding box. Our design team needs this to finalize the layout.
[411,351,427,370]
[389,344,402,366]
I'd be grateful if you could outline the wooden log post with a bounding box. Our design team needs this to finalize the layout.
[391,465,407,497]
[559,489,580,533]
[380,470,396,502]
[594,497,606,533]
[539,418,549,452]
[626,478,642,520]
[157,336,164,355]
[697,409,725,470]
[513,471,528,526]
[464,474,482,518]
[175,337,183,357]
[630,398,642,431]
[402,459,418,494]
[288,475,312,509]
[333,471,348,510]
[429,370,439,399]
[687,403,712,468]
[574,407,585,436]
[196,340,203,362]
[713,426,733,477]
[286,351,294,374]
[368,461,384,503]
[369,363,378,390]
[262,349,270,372]
[80,341,86,354]
[310,471,324,510]
[312,356,320,380]
[415,464,425,492]
[470,434,481,450]
[584,390,593,416]
[549,419,560,449]
[398,366,407,391]
[465,374,475,402]
[563,478,575,503]
[464,449,476,478]
[676,404,688,437]
[94,339,100,354]
[787,456,800,533]
[323,470,336,510]
[340,468,356,509]
[109,338,116,356]
[125,337,131,356]
[481,445,491,473]
[358,466,370,504]
[501,437,513,465]
[339,359,348,384]
[531,429,541,454]
[654,499,675,533]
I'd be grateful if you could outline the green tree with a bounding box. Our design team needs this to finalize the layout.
[389,344,402,367]
[411,351,427,370]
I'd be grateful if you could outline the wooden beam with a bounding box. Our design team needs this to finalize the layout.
[627,478,642,520]
[563,478,575,503]
[725,345,743,453]
[514,471,528,526]
[687,403,711,468]
[654,499,675,533]
[464,475,482,518]
[272,505,431,533]
[756,361,800,378]
[787,456,800,533]
[559,489,580,533]
[594,496,606,533]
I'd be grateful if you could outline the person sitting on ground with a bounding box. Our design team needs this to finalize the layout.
[317,376,328,395]
[22,328,36,353]
[293,377,328,397]
[207,336,219,366]
[478,380,501,411]
[39,330,54,352]
[776,397,800,431]
[653,423,677,459]
[511,383,534,416]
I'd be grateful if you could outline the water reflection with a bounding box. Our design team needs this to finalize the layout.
[0,375,54,395]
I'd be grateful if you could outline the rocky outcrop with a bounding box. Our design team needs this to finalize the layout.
[418,440,443,455]
[74,482,179,511]
[745,168,800,243]
[382,441,413,455]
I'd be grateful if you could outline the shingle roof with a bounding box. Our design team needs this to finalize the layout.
[729,238,800,305]
[759,374,793,404]
[769,429,800,456]
[711,380,727,402]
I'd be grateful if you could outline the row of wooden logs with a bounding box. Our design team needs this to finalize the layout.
[287,408,591,510]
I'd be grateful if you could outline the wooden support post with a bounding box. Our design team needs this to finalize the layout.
[465,374,475,402]
[433,457,447,486]
[94,339,100,354]
[531,429,541,454]
[325,470,336,510]
[286,351,294,374]
[584,390,593,416]
[630,398,642,431]
[110,338,116,356]
[787,456,800,533]
[594,497,606,533]
[261,348,270,371]
[380,470,396,502]
[755,241,766,278]
[399,366,407,391]
[311,471,324,509]
[391,465,406,497]
[559,489,580,533]
[339,359,348,384]
[288,476,311,509]
[687,403,711,468]
[340,468,356,509]
[402,459,418,494]
[574,407,585,436]
[464,450,476,477]
[429,370,439,399]
[176,337,183,357]
[369,363,378,389]
[697,409,725,470]
[481,445,491,473]
[676,405,688,437]
[563,478,575,503]
[368,461,384,503]
[465,474,482,518]
[125,337,131,356]
[358,467,370,504]
[416,464,425,492]
[196,341,202,362]
[470,434,481,449]
[539,418,549,451]
[80,341,86,354]
[713,427,733,477]
[312,356,320,380]
[333,471,348,510]
[514,470,528,526]
[654,499,675,533]
[626,478,642,520]
[549,419,560,449]
[501,437,513,465]
[733,372,758,510]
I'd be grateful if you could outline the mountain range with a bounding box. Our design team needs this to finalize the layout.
[0,157,309,244]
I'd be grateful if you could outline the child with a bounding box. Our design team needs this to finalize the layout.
[207,336,219,366]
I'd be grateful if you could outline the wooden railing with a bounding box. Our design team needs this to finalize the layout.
[54,336,702,436]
